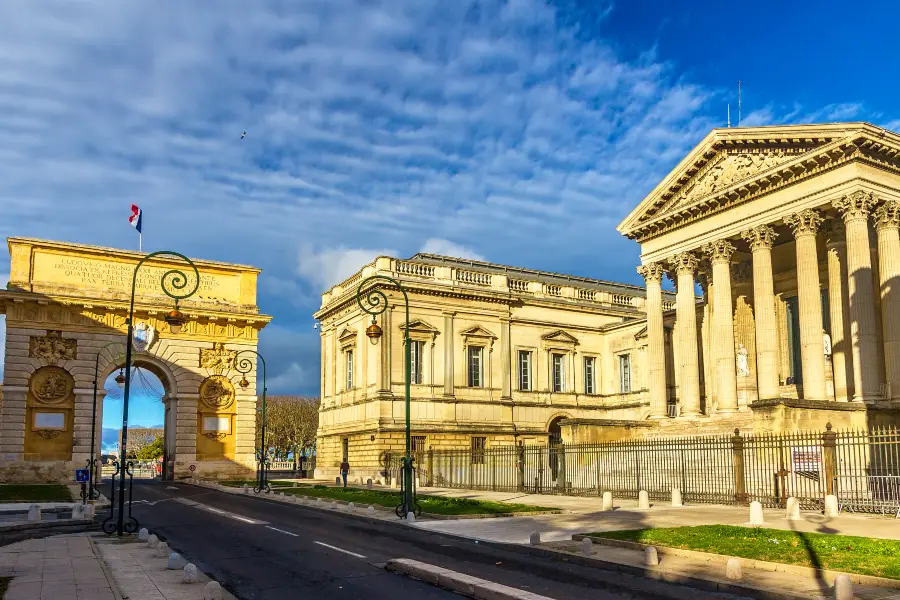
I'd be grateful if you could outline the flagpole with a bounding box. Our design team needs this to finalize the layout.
[139,232,142,253]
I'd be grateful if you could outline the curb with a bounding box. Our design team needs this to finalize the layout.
[88,536,127,600]
[573,534,900,591]
[386,558,555,600]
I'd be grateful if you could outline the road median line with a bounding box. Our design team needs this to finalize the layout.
[314,540,367,558]
[386,558,554,600]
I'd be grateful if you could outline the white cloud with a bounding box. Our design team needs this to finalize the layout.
[297,245,397,291]
[266,362,310,393]
[419,238,485,261]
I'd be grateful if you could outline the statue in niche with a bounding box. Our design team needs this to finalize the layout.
[823,331,832,357]
[736,344,750,377]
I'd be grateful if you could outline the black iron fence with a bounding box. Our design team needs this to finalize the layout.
[385,425,900,516]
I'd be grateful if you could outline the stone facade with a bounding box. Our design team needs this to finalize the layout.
[0,237,271,483]
[313,253,677,480]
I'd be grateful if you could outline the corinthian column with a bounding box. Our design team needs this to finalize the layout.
[638,262,668,419]
[667,253,701,416]
[784,209,828,400]
[702,239,738,412]
[833,191,883,402]
[824,220,854,402]
[875,200,900,401]
[742,225,780,400]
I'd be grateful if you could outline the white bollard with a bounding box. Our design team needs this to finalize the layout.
[348,502,355,511]
[726,558,743,581]
[406,512,416,523]
[316,498,323,504]
[366,479,373,489]
[138,528,149,541]
[147,534,160,548]
[825,495,840,518]
[27,504,41,522]
[168,552,188,570]
[529,531,541,545]
[581,537,593,556]
[671,489,683,507]
[367,506,375,514]
[786,497,801,520]
[330,501,338,509]
[204,581,223,600]
[602,491,613,511]
[72,504,84,519]
[84,504,95,519]
[638,490,650,510]
[749,501,765,526]
[645,546,659,566]
[182,563,200,584]
[833,574,853,600]
[335,477,341,486]
[156,542,170,558]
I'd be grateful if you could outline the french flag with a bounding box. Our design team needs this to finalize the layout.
[128,204,143,233]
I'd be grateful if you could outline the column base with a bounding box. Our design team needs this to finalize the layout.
[679,411,702,419]
[716,408,738,414]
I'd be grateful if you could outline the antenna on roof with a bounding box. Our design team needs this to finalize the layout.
[727,104,731,128]
[738,80,742,126]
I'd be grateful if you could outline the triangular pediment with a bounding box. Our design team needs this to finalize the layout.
[460,325,496,339]
[338,327,357,342]
[541,329,579,344]
[400,319,439,333]
[618,122,900,241]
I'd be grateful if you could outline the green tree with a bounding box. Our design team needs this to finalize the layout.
[135,436,164,460]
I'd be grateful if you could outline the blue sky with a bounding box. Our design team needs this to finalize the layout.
[1,0,898,403]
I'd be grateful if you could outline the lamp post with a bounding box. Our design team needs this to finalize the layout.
[235,350,269,494]
[103,251,199,536]
[89,342,126,501]
[356,276,420,518]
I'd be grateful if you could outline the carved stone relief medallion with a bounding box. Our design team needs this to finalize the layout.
[199,375,235,409]
[29,366,74,405]
[29,330,77,364]
[200,342,236,375]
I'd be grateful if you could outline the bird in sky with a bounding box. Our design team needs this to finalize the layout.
[240,131,246,139]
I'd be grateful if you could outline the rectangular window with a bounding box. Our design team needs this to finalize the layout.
[552,353,565,393]
[202,416,230,433]
[410,340,424,384]
[467,346,483,387]
[619,354,632,393]
[518,350,532,391]
[470,436,486,465]
[345,349,354,390]
[584,356,596,395]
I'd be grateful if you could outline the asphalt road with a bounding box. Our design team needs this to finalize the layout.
[123,481,721,600]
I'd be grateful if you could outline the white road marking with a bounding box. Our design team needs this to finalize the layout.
[314,541,367,559]
[174,497,266,524]
[265,526,298,537]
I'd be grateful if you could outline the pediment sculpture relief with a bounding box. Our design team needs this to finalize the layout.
[200,342,236,375]
[29,330,77,364]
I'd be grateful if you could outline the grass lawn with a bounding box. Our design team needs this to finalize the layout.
[587,525,900,580]
[0,484,72,503]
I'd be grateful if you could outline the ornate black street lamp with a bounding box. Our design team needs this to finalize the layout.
[88,342,125,501]
[356,276,420,518]
[103,251,199,536]
[236,350,269,494]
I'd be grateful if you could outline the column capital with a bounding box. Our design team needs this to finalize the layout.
[667,252,700,275]
[741,225,778,252]
[702,239,736,264]
[637,262,666,284]
[832,190,878,223]
[874,199,900,232]
[785,208,824,237]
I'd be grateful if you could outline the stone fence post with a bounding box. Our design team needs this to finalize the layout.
[426,448,434,487]
[516,442,525,492]
[732,428,748,505]
[822,422,837,496]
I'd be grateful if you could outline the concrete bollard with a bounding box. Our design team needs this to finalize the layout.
[581,537,593,556]
[786,497,801,520]
[335,477,341,486]
[72,504,84,519]
[138,528,149,541]
[406,512,416,524]
[601,491,613,511]
[366,479,373,489]
[330,501,338,509]
[726,558,742,581]
[156,542,170,558]
[84,504,95,519]
[671,489,683,507]
[638,490,650,510]
[316,498,323,504]
[825,495,840,518]
[749,501,765,526]
[27,505,41,522]
[833,574,853,599]
[529,531,541,545]
[645,546,659,566]
[348,502,355,511]
[168,553,188,570]
[367,506,375,514]
[204,581,223,600]
[182,563,200,584]
[147,534,160,548]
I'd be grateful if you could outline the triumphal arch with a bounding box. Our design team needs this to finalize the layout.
[0,237,271,483]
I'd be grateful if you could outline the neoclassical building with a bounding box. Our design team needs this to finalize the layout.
[619,121,900,434]
[314,255,676,478]
[315,121,900,478]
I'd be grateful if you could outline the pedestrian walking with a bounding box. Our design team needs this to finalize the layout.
[340,459,350,488]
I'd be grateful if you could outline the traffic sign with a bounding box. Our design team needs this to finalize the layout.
[75,469,89,482]
[189,464,196,472]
